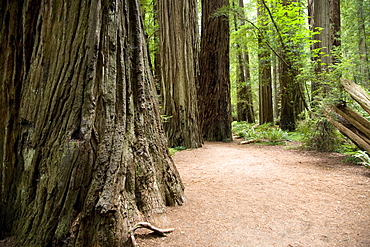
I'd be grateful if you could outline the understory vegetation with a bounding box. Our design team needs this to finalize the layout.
[231,121,370,168]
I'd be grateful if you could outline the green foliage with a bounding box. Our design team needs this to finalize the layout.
[229,0,321,128]
[168,148,177,156]
[341,0,370,86]
[343,150,370,169]
[352,151,370,169]
[140,0,158,67]
[232,121,294,145]
[296,117,343,152]
[160,115,173,123]
[168,146,187,156]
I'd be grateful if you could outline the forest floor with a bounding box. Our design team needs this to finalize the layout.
[136,138,370,247]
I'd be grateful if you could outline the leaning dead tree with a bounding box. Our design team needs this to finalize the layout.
[327,79,370,153]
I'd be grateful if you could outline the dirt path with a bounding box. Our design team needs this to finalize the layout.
[136,140,370,247]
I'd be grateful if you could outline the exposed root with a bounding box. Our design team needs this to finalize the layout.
[129,222,175,246]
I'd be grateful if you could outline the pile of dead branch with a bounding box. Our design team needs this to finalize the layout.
[327,79,370,153]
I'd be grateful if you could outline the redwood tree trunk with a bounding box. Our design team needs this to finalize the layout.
[235,0,255,123]
[356,0,369,84]
[257,0,273,125]
[0,0,185,246]
[309,0,332,94]
[158,0,202,148]
[198,0,232,142]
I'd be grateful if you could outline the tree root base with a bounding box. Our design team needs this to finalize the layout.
[129,222,175,246]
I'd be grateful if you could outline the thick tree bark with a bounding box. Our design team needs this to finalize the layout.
[309,0,340,94]
[0,0,185,246]
[198,0,232,142]
[309,0,331,76]
[158,0,202,148]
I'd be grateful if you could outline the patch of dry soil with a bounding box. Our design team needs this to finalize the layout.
[136,140,370,247]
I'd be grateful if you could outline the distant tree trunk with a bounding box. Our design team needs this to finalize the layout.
[356,0,370,85]
[257,0,273,125]
[198,0,232,142]
[330,0,341,73]
[158,0,202,148]
[308,0,332,94]
[279,56,301,131]
[279,0,305,131]
[272,55,279,120]
[235,0,255,123]
[0,0,185,246]
[331,0,341,51]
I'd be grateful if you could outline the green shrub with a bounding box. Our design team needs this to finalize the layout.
[232,121,291,145]
[297,117,343,152]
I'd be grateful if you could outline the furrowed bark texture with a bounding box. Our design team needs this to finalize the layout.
[158,0,202,148]
[198,0,232,142]
[0,0,185,246]
[308,0,340,94]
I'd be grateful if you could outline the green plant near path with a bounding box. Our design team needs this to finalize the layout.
[353,151,370,169]
[168,146,187,156]
[297,117,349,152]
[232,121,296,145]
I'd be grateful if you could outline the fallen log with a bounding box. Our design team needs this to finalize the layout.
[332,104,370,139]
[327,79,370,153]
[239,139,256,145]
[327,113,370,153]
[342,79,370,115]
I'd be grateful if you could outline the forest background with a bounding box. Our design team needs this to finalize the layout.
[142,0,370,156]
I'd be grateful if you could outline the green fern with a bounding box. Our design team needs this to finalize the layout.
[353,151,370,169]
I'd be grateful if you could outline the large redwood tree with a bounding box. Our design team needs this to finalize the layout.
[0,0,184,246]
[158,0,202,148]
[198,0,232,142]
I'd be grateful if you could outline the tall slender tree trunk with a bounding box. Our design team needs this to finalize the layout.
[0,0,184,246]
[279,57,301,131]
[235,0,255,123]
[158,0,202,148]
[309,0,332,94]
[272,55,279,120]
[198,0,232,142]
[356,0,370,85]
[257,0,273,125]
